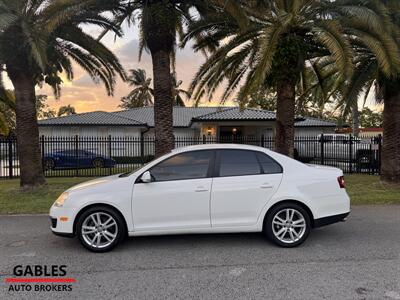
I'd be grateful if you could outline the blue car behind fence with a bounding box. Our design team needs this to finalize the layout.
[43,150,116,170]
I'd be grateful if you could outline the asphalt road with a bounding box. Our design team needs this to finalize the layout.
[0,205,399,300]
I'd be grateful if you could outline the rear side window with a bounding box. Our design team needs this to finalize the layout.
[149,150,213,182]
[218,150,261,177]
[256,153,283,174]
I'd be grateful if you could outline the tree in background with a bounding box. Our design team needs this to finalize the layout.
[245,89,277,111]
[36,95,56,119]
[103,0,242,157]
[120,69,154,109]
[57,105,76,117]
[0,0,126,189]
[185,0,359,157]
[120,69,190,108]
[359,108,383,128]
[171,72,190,107]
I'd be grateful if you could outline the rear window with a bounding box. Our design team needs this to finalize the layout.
[256,153,283,174]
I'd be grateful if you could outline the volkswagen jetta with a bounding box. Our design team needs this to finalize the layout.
[50,144,350,252]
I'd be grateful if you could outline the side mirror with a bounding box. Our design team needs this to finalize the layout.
[140,171,152,183]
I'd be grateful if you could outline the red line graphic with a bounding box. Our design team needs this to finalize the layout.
[5,277,76,283]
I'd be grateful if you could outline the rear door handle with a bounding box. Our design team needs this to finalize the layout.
[195,186,208,192]
[260,183,273,189]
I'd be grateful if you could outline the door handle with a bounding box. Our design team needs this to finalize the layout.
[195,186,208,192]
[260,183,273,189]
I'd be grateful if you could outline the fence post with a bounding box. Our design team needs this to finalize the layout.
[75,135,79,177]
[8,136,13,179]
[202,135,206,144]
[108,135,112,176]
[320,133,324,165]
[378,134,382,175]
[260,134,264,147]
[140,135,144,164]
[41,135,45,174]
[348,134,353,173]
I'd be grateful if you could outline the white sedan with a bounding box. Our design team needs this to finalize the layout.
[50,144,350,252]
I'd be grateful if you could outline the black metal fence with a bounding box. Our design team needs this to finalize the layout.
[0,134,382,179]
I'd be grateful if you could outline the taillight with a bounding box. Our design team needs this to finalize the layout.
[337,176,346,188]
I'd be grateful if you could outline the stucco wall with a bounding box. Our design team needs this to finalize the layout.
[39,126,142,138]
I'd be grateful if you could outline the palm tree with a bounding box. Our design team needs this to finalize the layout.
[319,0,400,182]
[185,0,362,157]
[57,105,76,117]
[120,69,154,109]
[100,0,242,157]
[0,0,125,188]
[171,72,190,107]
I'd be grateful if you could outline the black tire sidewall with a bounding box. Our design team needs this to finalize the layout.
[92,158,104,168]
[76,206,125,252]
[264,203,311,248]
[44,159,55,170]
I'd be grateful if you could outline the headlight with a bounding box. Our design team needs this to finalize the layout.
[54,192,69,207]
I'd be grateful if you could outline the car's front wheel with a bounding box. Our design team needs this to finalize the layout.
[264,203,311,247]
[76,206,125,252]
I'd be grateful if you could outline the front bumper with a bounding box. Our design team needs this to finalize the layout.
[49,205,76,236]
[314,212,350,228]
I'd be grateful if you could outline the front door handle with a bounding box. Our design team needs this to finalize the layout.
[195,186,208,192]
[260,183,273,189]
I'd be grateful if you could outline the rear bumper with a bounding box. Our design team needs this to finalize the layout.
[314,212,350,228]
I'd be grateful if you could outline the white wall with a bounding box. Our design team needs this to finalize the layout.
[39,126,142,138]
[295,127,335,136]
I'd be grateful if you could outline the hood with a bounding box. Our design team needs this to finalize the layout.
[68,174,122,192]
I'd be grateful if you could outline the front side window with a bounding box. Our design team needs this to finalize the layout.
[149,150,213,182]
[218,150,261,177]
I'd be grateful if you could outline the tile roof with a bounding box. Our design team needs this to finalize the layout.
[38,107,336,128]
[114,106,228,127]
[192,107,278,121]
[294,117,337,127]
[38,111,145,126]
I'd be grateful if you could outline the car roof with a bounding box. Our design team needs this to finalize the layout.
[171,143,271,153]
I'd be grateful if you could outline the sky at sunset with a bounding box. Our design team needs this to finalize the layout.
[3,23,380,114]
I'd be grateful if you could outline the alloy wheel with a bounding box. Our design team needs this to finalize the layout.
[272,208,306,244]
[81,212,118,249]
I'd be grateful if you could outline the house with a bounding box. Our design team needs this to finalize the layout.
[38,106,336,139]
[336,127,383,138]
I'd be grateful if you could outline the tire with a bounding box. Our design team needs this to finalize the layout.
[43,158,55,170]
[92,158,104,168]
[264,202,311,248]
[76,206,126,252]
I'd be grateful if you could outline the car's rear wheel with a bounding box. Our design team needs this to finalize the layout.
[76,206,125,252]
[43,158,55,170]
[264,203,311,247]
[92,158,104,168]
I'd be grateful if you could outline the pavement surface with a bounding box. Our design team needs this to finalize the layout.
[0,205,399,300]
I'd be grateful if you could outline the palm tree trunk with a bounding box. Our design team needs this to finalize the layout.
[7,68,46,189]
[151,50,174,157]
[275,78,296,157]
[381,84,400,183]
